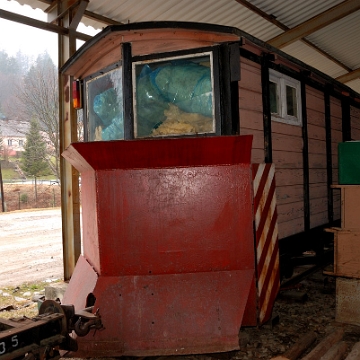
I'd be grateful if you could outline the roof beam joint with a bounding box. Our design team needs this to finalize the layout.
[267,0,360,48]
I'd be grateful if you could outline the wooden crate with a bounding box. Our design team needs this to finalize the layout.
[325,228,360,278]
[336,277,360,326]
[331,185,360,230]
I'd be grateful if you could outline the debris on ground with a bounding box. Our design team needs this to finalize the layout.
[2,268,360,360]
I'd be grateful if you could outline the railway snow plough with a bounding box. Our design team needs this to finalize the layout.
[1,22,280,359]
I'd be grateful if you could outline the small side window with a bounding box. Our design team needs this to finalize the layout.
[269,69,302,126]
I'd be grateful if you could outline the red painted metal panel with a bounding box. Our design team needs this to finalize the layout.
[252,163,280,324]
[70,270,254,357]
[96,165,254,276]
[240,272,258,326]
[62,255,98,310]
[62,135,256,356]
[63,135,253,170]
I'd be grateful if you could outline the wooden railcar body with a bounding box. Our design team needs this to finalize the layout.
[59,22,360,357]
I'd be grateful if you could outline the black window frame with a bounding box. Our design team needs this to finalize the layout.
[82,61,123,142]
[80,42,240,142]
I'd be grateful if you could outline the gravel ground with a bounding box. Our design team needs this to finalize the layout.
[0,208,63,287]
[237,271,339,359]
[1,209,359,359]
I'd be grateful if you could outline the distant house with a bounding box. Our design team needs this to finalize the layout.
[0,119,29,156]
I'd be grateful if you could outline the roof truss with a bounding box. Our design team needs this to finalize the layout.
[267,0,360,48]
[235,0,353,73]
[1,0,360,87]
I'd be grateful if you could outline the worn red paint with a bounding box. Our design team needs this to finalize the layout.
[62,135,260,357]
[64,85,70,103]
[252,163,280,324]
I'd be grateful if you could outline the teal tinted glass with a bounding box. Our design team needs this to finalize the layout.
[133,54,215,138]
[86,67,124,141]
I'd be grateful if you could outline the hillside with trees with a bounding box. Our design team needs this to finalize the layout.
[0,50,59,181]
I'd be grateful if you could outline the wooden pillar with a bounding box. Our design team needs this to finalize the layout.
[57,1,86,281]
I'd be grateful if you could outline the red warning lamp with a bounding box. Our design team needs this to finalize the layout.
[72,80,82,109]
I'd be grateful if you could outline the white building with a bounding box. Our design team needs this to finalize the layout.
[0,119,29,157]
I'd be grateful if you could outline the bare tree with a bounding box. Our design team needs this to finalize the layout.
[0,51,29,119]
[9,53,60,180]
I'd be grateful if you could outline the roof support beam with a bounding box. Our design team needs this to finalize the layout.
[336,67,360,84]
[0,8,91,41]
[46,0,89,29]
[34,0,121,25]
[69,0,88,29]
[46,0,121,26]
[234,0,352,73]
[83,9,122,25]
[267,0,360,49]
[234,0,288,31]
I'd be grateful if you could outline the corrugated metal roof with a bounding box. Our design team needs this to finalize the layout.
[307,11,360,70]
[5,0,360,94]
[249,0,344,28]
[82,0,283,40]
[282,41,347,78]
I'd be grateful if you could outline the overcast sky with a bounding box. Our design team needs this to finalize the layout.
[0,0,99,64]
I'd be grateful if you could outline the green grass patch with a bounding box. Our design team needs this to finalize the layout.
[1,168,18,180]
[0,281,48,318]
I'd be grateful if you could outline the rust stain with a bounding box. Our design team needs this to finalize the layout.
[64,84,70,103]
[62,73,69,86]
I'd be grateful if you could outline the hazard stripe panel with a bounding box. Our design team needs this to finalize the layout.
[252,163,280,324]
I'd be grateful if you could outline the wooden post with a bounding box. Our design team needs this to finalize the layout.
[320,341,348,360]
[271,331,317,360]
[345,341,360,360]
[302,328,344,360]
[58,4,83,281]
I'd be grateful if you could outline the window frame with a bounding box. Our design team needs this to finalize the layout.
[79,43,241,142]
[269,69,302,126]
[131,50,217,139]
[82,61,122,142]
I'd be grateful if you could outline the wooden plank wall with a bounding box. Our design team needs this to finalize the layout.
[351,106,360,139]
[271,117,304,238]
[331,97,342,221]
[307,86,328,229]
[239,58,305,239]
[238,58,265,163]
[238,55,360,239]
